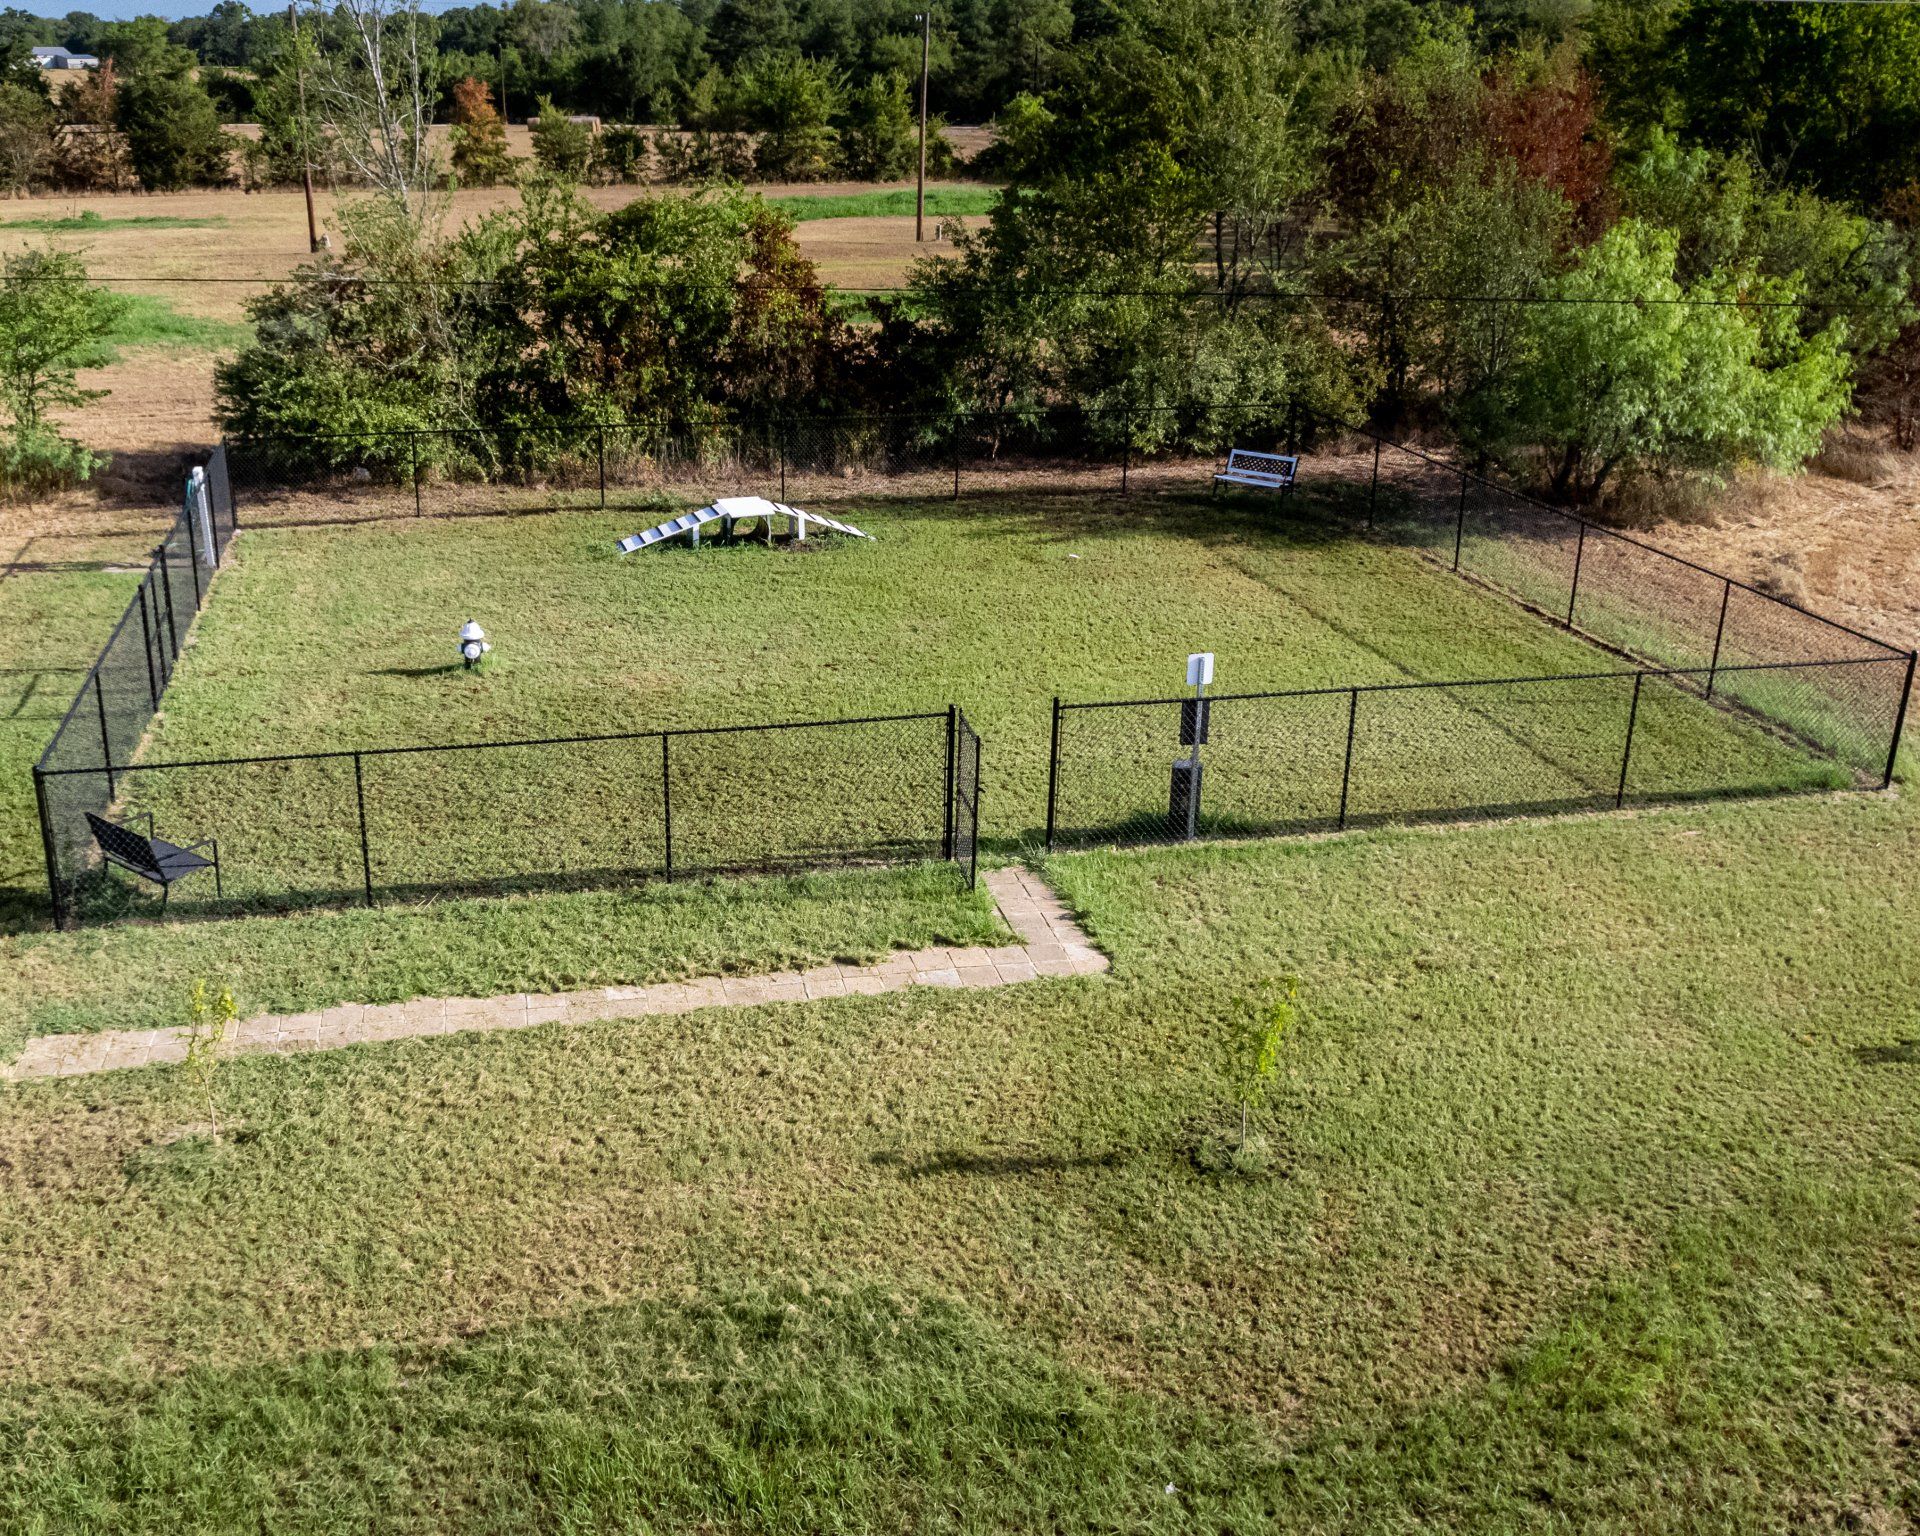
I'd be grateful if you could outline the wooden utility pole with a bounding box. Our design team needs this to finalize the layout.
[915,9,931,242]
[288,4,319,252]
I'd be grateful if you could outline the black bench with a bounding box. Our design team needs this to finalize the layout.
[85,812,221,909]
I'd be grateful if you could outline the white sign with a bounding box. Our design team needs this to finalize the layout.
[1187,652,1214,688]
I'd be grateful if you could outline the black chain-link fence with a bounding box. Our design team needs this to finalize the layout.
[218,404,1307,526]
[1045,655,1913,853]
[38,707,980,925]
[32,449,237,924]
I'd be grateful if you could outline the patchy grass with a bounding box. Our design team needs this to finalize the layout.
[84,494,1834,919]
[2,788,1917,1528]
[765,186,1000,223]
[0,861,1008,1054]
[84,295,253,362]
[0,210,228,234]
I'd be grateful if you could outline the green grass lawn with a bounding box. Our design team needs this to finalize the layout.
[764,186,1000,222]
[67,493,1837,920]
[0,210,228,233]
[3,788,1916,1530]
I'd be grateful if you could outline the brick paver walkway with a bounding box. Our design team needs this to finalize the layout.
[6,868,1106,1083]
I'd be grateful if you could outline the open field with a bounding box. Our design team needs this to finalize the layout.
[30,489,1842,925]
[3,787,1917,1529]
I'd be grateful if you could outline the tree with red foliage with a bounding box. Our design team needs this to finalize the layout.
[1481,53,1614,241]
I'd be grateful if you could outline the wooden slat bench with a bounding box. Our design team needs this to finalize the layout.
[1212,449,1299,497]
[85,811,221,909]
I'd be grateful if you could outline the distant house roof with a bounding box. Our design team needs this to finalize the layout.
[31,47,99,68]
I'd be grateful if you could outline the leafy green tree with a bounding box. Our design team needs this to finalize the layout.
[529,94,591,178]
[0,248,123,491]
[836,69,915,180]
[115,36,230,189]
[0,79,54,193]
[1667,3,1920,209]
[1502,220,1853,501]
[733,50,841,181]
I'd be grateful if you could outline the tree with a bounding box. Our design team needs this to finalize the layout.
[117,56,230,190]
[732,50,841,181]
[301,0,440,210]
[0,247,123,490]
[1502,220,1853,501]
[529,94,591,178]
[0,80,54,194]
[836,69,915,181]
[1667,3,1920,210]
[450,73,512,184]
[54,56,130,191]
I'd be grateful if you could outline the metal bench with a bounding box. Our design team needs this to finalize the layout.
[85,812,221,909]
[1212,448,1298,497]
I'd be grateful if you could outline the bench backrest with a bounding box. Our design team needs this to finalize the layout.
[1226,449,1298,481]
[86,812,161,876]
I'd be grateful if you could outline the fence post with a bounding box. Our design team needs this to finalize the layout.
[156,541,179,656]
[968,731,981,890]
[778,418,788,502]
[1616,672,1644,809]
[951,415,962,500]
[942,704,957,862]
[34,766,64,930]
[411,432,422,517]
[661,733,674,880]
[1366,437,1380,532]
[93,673,115,799]
[598,425,607,509]
[1120,408,1131,496]
[352,751,375,906]
[1885,651,1917,789]
[1452,474,1468,572]
[1706,579,1732,698]
[1566,522,1587,629]
[1337,688,1359,829]
[137,585,159,709]
[184,504,204,608]
[1044,696,1061,851]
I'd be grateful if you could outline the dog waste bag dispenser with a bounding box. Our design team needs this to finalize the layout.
[1171,652,1212,840]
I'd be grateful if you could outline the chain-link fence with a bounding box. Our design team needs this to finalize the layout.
[218,404,1313,526]
[1046,654,1914,853]
[36,706,980,925]
[32,449,237,923]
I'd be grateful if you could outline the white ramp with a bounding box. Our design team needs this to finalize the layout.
[616,496,873,553]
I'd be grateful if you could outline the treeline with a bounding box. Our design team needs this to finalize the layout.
[205,0,1920,511]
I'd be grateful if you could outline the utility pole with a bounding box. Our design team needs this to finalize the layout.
[915,9,931,242]
[289,3,320,252]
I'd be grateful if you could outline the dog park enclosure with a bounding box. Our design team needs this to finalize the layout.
[29,408,1914,925]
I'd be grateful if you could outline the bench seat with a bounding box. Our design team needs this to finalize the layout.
[1212,449,1299,496]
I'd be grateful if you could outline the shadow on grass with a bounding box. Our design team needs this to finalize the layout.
[1853,1040,1920,1066]
[871,1146,1124,1178]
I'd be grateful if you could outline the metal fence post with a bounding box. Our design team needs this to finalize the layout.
[1366,437,1380,531]
[968,732,981,890]
[1452,475,1468,572]
[156,541,179,656]
[93,673,115,798]
[1337,688,1359,829]
[1565,522,1587,629]
[951,415,962,500]
[942,704,957,862]
[1885,652,1917,789]
[1044,696,1061,851]
[33,765,66,929]
[778,418,788,502]
[1120,408,1131,496]
[353,751,375,906]
[597,425,607,509]
[1616,672,1644,808]
[411,432,422,517]
[184,505,204,608]
[1706,580,1732,698]
[661,733,674,880]
[137,585,159,709]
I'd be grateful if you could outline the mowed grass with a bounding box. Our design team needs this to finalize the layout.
[81,493,1837,917]
[0,210,229,233]
[765,186,1000,222]
[3,787,1917,1530]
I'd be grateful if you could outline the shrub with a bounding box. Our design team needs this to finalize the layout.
[0,81,56,194]
[118,60,231,189]
[530,97,592,180]
[450,74,513,187]
[0,248,122,495]
[593,123,649,184]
